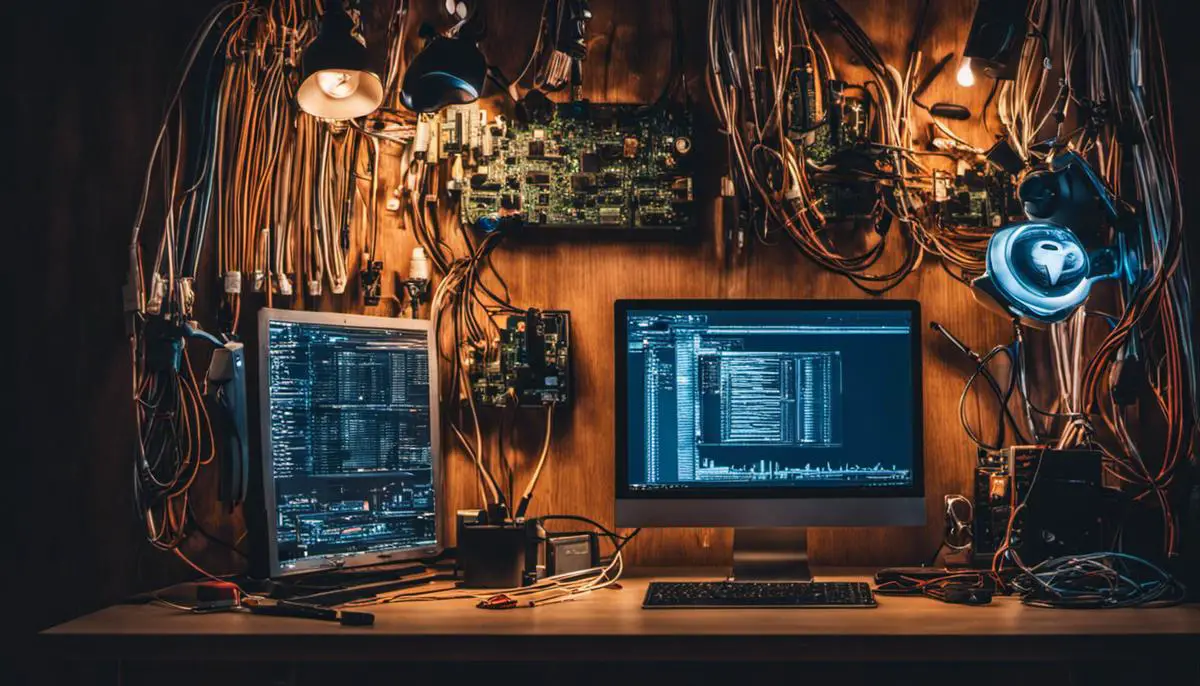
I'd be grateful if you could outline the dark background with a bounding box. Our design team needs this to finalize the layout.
[5,0,1200,683]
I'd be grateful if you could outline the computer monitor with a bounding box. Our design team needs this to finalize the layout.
[257,309,441,577]
[615,299,924,579]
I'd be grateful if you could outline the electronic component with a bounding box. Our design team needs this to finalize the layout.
[1018,150,1120,241]
[984,138,1025,175]
[972,446,1107,568]
[971,222,1125,324]
[403,247,431,318]
[461,103,694,233]
[456,510,542,588]
[206,342,248,506]
[792,80,872,162]
[936,163,1022,228]
[361,256,383,306]
[195,581,241,611]
[786,76,879,222]
[244,598,375,626]
[545,533,599,577]
[439,104,475,156]
[942,586,993,605]
[615,300,925,581]
[642,582,877,608]
[469,309,571,407]
[256,310,441,578]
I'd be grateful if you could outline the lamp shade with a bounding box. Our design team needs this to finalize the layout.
[962,0,1031,80]
[297,4,383,120]
[400,36,487,113]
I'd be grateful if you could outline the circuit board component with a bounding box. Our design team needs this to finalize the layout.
[469,309,571,407]
[786,69,879,221]
[460,102,694,233]
[934,163,1023,228]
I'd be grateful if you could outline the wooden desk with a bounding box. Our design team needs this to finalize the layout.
[38,570,1200,685]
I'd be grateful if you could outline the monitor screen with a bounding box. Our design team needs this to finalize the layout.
[260,311,439,575]
[618,302,920,498]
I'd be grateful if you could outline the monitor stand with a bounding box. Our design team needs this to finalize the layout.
[730,528,812,581]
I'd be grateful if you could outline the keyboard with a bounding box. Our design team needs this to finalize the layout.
[642,581,877,608]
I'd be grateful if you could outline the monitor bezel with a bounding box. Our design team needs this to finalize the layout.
[257,308,443,578]
[614,298,925,502]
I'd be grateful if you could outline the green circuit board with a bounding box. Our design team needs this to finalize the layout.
[469,309,571,408]
[934,163,1023,228]
[461,103,694,232]
[785,68,877,221]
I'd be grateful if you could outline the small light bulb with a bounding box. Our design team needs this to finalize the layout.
[956,57,976,88]
[317,70,361,99]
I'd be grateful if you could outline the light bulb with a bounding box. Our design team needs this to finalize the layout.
[317,70,361,99]
[956,57,976,88]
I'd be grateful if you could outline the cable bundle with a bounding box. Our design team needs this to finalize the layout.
[1012,552,1186,608]
[126,1,416,555]
[133,342,216,551]
[875,570,1002,602]
[347,521,640,609]
[428,227,549,513]
[126,2,245,552]
[875,554,1185,609]
[1001,0,1194,556]
[706,0,1026,293]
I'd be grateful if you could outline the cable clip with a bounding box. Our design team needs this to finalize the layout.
[224,271,242,295]
[146,274,166,315]
[177,278,195,317]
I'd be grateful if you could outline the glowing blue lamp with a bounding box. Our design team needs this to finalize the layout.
[971,222,1125,325]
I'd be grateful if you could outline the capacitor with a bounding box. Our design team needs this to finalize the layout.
[414,116,432,158]
[408,247,430,281]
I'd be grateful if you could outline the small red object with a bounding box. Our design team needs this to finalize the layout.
[477,594,518,610]
[195,581,240,604]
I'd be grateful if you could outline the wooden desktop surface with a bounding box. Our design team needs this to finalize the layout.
[40,569,1200,664]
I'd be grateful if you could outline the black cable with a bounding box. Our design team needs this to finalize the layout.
[180,29,226,278]
[958,345,1029,450]
[652,0,685,106]
[537,515,636,545]
[1012,553,1187,609]
[610,528,642,557]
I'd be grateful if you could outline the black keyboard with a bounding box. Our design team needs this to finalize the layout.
[642,581,877,608]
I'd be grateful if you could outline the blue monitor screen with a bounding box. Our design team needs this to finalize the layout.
[265,320,436,571]
[623,306,917,492]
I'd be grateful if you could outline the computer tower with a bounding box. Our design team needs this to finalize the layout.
[972,446,1106,567]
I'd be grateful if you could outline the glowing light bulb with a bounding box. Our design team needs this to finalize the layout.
[317,70,361,99]
[956,57,976,88]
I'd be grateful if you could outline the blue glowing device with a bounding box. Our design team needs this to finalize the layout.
[971,222,1125,324]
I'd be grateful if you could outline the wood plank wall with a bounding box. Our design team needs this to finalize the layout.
[9,0,1200,648]
[379,0,1013,568]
